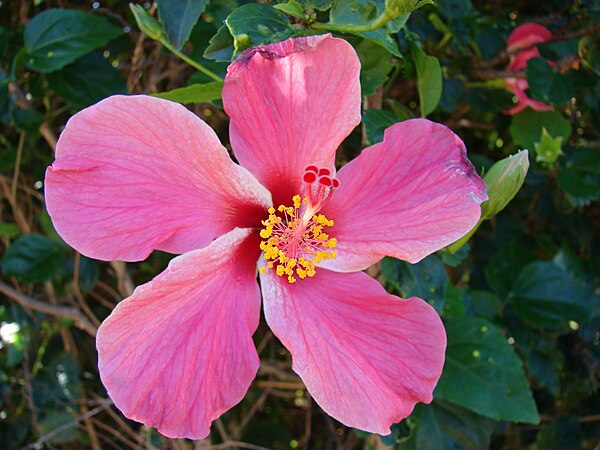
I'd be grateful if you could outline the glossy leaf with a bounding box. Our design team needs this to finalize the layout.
[509,261,596,329]
[399,401,493,450]
[157,0,209,50]
[47,52,126,108]
[24,9,122,73]
[225,4,297,55]
[1,233,65,283]
[381,254,447,313]
[527,57,575,105]
[436,317,540,423]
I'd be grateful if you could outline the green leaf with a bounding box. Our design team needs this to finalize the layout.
[157,0,209,50]
[329,0,408,56]
[509,109,571,153]
[47,52,126,108]
[356,40,395,96]
[362,109,399,144]
[274,0,306,18]
[399,401,493,450]
[436,317,540,423]
[526,57,575,105]
[381,255,447,313]
[410,43,442,117]
[153,81,224,104]
[24,8,122,73]
[0,222,20,239]
[1,233,65,283]
[226,4,297,55]
[556,147,600,206]
[509,261,597,329]
[204,25,235,62]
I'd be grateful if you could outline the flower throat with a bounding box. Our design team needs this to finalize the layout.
[259,166,338,283]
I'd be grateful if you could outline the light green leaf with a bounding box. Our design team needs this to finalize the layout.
[410,42,442,117]
[534,127,564,164]
[153,81,224,104]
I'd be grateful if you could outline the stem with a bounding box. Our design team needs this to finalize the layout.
[161,40,223,82]
[312,9,395,33]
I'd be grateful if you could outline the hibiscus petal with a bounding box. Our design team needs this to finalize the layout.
[504,78,552,115]
[223,34,361,205]
[322,119,487,272]
[45,95,271,261]
[506,23,552,53]
[261,268,446,435]
[97,228,262,439]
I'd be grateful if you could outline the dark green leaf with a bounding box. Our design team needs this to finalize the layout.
[527,57,575,105]
[509,261,596,329]
[157,0,209,50]
[24,9,122,73]
[381,255,447,313]
[204,25,235,62]
[399,401,493,450]
[362,109,399,144]
[47,52,126,108]
[226,4,297,55]
[1,233,65,283]
[536,417,583,450]
[153,81,224,104]
[463,289,502,320]
[436,317,540,423]
[557,147,600,206]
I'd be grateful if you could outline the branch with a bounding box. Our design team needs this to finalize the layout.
[0,282,97,337]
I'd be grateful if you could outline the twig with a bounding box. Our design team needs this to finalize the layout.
[0,281,98,337]
[11,132,25,205]
[207,442,271,450]
[20,400,112,450]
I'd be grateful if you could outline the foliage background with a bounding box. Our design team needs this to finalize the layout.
[1,0,599,449]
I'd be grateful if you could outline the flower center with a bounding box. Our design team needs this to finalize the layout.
[259,166,339,283]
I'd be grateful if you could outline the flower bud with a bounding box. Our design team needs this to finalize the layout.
[130,4,164,41]
[481,150,530,219]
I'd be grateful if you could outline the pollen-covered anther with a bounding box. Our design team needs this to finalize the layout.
[259,194,337,284]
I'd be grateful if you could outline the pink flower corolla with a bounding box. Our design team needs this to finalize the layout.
[45,34,487,439]
[504,23,553,115]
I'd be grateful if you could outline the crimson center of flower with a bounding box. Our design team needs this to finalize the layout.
[259,166,339,283]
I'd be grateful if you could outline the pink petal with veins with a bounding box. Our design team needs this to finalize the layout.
[261,268,446,435]
[223,34,361,205]
[45,95,271,261]
[97,228,262,439]
[321,119,487,272]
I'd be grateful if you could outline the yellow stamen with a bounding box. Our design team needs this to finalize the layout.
[258,195,337,284]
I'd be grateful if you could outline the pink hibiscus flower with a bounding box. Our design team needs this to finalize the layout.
[504,23,553,115]
[45,34,487,439]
